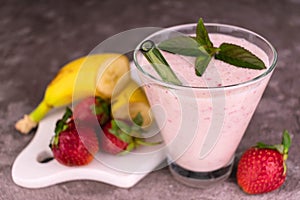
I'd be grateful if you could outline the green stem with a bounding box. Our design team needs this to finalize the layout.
[140,40,182,85]
[282,130,291,157]
[281,130,291,175]
[29,100,52,123]
[135,138,162,146]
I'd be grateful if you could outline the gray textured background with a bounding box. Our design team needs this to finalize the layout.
[1,0,300,199]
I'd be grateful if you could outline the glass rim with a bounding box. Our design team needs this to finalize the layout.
[133,23,278,90]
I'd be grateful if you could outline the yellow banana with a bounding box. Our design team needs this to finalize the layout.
[111,79,153,128]
[15,54,130,134]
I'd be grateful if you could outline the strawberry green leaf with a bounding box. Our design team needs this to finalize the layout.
[215,43,266,70]
[117,131,133,144]
[256,142,279,150]
[135,139,162,146]
[126,143,135,151]
[95,96,105,104]
[96,97,110,115]
[91,97,110,116]
[114,120,131,134]
[110,120,119,134]
[62,107,73,121]
[256,142,284,154]
[102,102,110,116]
[281,130,291,173]
[273,144,284,154]
[109,120,132,143]
[90,104,102,115]
[133,112,144,127]
[118,143,135,156]
[282,130,291,158]
[158,36,208,57]
[53,107,73,146]
[256,130,292,159]
[54,107,72,135]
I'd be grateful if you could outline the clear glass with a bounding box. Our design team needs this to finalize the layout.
[133,23,277,188]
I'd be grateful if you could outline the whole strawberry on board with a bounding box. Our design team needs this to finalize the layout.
[73,96,110,127]
[49,107,99,166]
[101,113,161,155]
[237,130,291,194]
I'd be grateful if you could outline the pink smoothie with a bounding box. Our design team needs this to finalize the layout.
[138,34,272,172]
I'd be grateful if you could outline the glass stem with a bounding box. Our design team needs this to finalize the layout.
[140,40,182,85]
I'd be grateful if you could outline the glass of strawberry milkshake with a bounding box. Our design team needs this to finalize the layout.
[133,21,277,188]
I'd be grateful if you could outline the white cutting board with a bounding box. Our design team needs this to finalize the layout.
[12,66,166,189]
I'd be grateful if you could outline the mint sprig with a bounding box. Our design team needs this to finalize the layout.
[157,18,266,76]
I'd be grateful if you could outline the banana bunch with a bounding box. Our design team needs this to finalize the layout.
[15,54,130,134]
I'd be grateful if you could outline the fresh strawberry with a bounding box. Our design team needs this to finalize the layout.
[100,114,161,155]
[101,120,131,154]
[237,130,291,194]
[73,96,110,127]
[50,107,99,166]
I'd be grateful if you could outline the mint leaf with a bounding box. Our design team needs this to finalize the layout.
[215,43,266,70]
[157,35,214,76]
[158,36,207,57]
[195,54,212,76]
[196,18,213,50]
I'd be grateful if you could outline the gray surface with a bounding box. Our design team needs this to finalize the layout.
[1,0,300,199]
